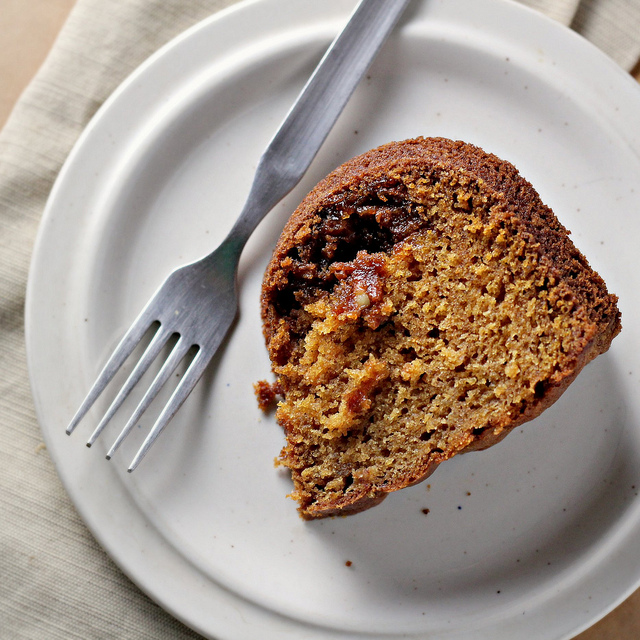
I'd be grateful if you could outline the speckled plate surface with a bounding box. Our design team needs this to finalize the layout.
[26,0,640,638]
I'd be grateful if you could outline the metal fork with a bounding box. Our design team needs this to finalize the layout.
[65,0,411,471]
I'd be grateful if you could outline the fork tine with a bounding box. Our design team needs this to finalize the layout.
[127,347,212,472]
[86,325,172,447]
[105,335,193,460]
[66,314,156,435]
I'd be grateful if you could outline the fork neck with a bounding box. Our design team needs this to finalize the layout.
[209,158,291,263]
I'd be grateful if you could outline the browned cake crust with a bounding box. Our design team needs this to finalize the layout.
[260,137,621,519]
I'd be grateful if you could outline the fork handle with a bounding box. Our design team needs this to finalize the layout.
[222,0,411,250]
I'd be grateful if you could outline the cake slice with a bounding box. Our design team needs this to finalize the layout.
[260,137,621,519]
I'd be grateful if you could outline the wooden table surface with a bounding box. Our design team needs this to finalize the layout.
[1,0,639,638]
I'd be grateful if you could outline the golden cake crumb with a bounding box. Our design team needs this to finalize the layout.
[253,379,283,412]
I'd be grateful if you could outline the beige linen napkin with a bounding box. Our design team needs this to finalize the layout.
[1,1,640,638]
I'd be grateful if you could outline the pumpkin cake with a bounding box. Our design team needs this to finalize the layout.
[260,137,621,519]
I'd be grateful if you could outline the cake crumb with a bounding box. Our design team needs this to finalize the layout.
[253,380,283,412]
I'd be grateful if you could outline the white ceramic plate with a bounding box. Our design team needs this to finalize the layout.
[26,0,640,638]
